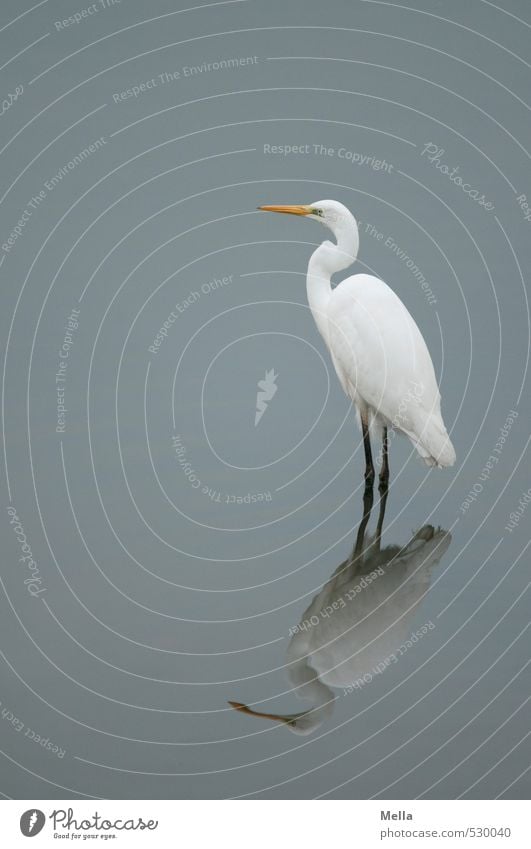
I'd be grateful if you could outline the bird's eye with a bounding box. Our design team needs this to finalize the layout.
[312,208,324,217]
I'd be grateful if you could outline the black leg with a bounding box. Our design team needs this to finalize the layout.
[354,483,374,558]
[379,426,389,492]
[374,484,389,551]
[361,416,375,488]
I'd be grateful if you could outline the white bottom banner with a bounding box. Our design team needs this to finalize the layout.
[0,799,527,847]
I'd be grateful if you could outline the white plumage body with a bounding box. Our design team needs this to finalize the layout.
[326,272,455,467]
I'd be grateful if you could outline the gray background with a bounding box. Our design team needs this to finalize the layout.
[0,0,529,799]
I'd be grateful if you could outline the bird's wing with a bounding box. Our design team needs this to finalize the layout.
[327,273,441,429]
[329,348,351,395]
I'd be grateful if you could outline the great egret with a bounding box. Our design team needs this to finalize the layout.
[230,490,451,735]
[258,200,456,487]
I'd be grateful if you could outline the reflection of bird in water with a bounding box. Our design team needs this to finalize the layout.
[258,201,455,488]
[230,489,451,735]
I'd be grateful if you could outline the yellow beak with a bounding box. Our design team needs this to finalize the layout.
[228,700,296,725]
[258,204,313,216]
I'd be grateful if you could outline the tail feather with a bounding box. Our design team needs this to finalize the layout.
[357,402,456,468]
[407,414,456,467]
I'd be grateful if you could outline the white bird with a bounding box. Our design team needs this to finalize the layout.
[230,494,451,735]
[258,200,455,487]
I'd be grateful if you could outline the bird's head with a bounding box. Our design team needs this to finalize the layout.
[259,199,358,271]
[259,198,355,235]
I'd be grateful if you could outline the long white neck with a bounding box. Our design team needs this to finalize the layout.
[285,657,336,735]
[307,218,359,342]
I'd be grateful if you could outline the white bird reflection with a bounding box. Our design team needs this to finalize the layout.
[230,490,451,735]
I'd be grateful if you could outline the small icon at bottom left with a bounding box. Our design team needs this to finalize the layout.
[20,809,45,837]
